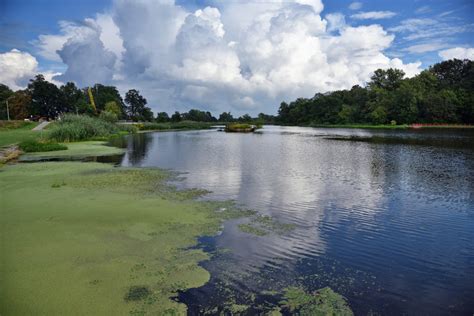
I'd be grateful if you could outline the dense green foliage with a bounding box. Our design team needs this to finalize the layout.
[0,76,153,121]
[125,89,153,121]
[48,114,136,142]
[19,140,67,152]
[277,59,474,125]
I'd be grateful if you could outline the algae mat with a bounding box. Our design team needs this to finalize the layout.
[0,162,228,315]
[19,141,124,161]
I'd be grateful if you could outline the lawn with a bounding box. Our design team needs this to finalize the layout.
[0,121,45,147]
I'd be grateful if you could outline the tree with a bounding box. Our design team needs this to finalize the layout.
[125,89,148,121]
[423,89,460,123]
[218,112,234,122]
[8,91,31,119]
[0,84,14,120]
[104,101,122,116]
[60,82,84,114]
[238,114,252,122]
[156,112,170,122]
[171,111,181,122]
[142,107,154,122]
[90,84,126,115]
[27,74,66,119]
[369,68,405,91]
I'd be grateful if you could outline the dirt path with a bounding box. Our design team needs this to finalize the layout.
[32,121,51,131]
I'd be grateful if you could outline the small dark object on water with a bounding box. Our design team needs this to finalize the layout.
[124,286,151,301]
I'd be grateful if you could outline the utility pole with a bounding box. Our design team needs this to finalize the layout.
[6,98,10,121]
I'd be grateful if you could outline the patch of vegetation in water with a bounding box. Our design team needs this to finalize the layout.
[280,287,353,316]
[238,215,296,236]
[125,286,151,302]
[225,123,259,133]
[19,141,125,161]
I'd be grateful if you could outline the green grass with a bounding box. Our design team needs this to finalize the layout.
[0,160,256,315]
[19,140,67,152]
[0,120,44,147]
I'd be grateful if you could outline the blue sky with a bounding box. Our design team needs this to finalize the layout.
[0,0,473,114]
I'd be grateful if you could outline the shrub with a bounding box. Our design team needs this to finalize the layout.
[99,111,118,123]
[19,140,67,152]
[117,124,138,134]
[49,114,134,142]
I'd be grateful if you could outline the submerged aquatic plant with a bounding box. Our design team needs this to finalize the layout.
[281,287,353,316]
[124,286,151,302]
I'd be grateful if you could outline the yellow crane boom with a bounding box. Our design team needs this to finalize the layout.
[88,87,97,113]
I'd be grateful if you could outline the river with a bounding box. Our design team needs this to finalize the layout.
[113,126,474,315]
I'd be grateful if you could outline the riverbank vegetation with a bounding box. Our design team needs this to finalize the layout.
[48,114,137,142]
[277,59,474,126]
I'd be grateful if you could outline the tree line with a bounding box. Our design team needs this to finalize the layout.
[1,59,472,125]
[0,74,266,123]
[277,59,474,125]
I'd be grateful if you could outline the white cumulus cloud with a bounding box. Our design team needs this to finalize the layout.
[29,0,422,115]
[439,47,474,60]
[0,49,38,90]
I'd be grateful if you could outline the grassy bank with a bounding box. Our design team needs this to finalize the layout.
[0,121,43,147]
[306,123,474,129]
[308,123,409,129]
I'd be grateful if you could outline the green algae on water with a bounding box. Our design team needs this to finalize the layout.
[0,161,254,315]
[238,215,296,236]
[280,287,353,316]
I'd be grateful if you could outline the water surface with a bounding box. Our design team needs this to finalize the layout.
[115,126,474,315]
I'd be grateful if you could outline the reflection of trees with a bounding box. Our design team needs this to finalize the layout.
[127,133,153,165]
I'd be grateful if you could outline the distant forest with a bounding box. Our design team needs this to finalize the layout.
[277,59,474,125]
[0,59,473,125]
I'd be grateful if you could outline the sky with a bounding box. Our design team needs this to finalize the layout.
[0,0,473,115]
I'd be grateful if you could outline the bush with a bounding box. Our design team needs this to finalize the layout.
[49,114,135,142]
[99,111,118,123]
[19,140,67,152]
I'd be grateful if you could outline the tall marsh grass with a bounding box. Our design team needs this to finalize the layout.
[48,114,137,142]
